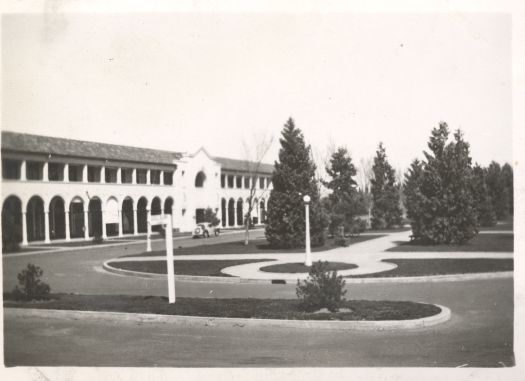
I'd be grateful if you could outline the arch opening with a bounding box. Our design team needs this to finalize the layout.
[27,196,45,242]
[2,196,22,250]
[49,196,66,240]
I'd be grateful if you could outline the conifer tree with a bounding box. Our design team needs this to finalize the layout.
[403,159,424,238]
[485,161,510,220]
[472,165,496,227]
[322,147,358,236]
[370,143,402,229]
[265,118,327,248]
[501,163,514,216]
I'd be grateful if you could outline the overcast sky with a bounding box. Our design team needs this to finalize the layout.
[2,13,511,171]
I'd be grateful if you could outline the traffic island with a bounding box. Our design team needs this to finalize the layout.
[3,293,450,330]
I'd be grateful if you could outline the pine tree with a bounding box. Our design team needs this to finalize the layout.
[485,161,510,220]
[472,165,496,227]
[322,147,358,236]
[265,118,327,248]
[501,163,513,216]
[403,159,424,238]
[370,143,402,229]
[414,123,477,244]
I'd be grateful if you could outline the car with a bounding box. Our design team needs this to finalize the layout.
[192,222,220,238]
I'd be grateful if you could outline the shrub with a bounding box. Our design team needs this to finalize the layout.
[12,263,51,301]
[296,261,347,312]
[334,237,349,247]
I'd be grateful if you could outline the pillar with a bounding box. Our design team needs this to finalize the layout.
[84,210,89,240]
[147,209,152,235]
[44,211,50,243]
[146,169,151,185]
[82,165,88,183]
[20,160,26,181]
[117,168,122,184]
[118,209,123,237]
[101,166,106,184]
[160,171,164,185]
[65,211,71,241]
[132,169,137,184]
[64,163,69,182]
[21,211,28,246]
[43,162,49,182]
[233,206,237,227]
[101,210,107,239]
[133,209,138,235]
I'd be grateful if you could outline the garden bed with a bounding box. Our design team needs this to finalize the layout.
[260,262,357,273]
[122,235,386,258]
[347,258,513,278]
[3,293,442,321]
[386,233,513,253]
[106,258,275,277]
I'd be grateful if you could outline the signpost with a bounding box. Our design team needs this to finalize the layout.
[149,215,176,303]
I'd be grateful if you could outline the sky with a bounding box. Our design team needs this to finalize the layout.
[2,12,512,172]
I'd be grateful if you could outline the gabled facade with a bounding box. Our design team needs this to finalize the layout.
[1,131,273,246]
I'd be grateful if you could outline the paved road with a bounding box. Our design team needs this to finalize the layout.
[2,231,515,367]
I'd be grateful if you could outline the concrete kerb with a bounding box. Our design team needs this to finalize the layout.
[102,260,513,284]
[4,304,451,331]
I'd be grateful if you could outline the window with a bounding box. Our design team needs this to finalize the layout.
[259,177,265,189]
[136,169,147,184]
[221,174,226,188]
[26,161,43,180]
[244,177,250,189]
[227,175,234,188]
[164,171,173,185]
[87,166,101,182]
[150,170,161,185]
[2,159,20,180]
[68,165,83,182]
[105,167,118,183]
[235,176,242,188]
[121,168,133,184]
[195,171,206,187]
[48,163,64,181]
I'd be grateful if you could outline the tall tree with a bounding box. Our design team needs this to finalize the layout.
[322,147,358,237]
[403,159,424,239]
[414,123,477,244]
[265,118,327,248]
[472,165,496,227]
[501,163,514,216]
[485,161,510,220]
[370,143,402,229]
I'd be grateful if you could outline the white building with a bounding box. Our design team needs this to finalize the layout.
[1,131,273,246]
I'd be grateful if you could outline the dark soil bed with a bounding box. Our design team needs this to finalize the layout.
[122,235,386,258]
[347,258,513,278]
[3,293,442,321]
[260,262,357,273]
[386,233,513,253]
[107,258,275,277]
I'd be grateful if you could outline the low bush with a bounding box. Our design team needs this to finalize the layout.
[296,261,347,312]
[12,263,51,301]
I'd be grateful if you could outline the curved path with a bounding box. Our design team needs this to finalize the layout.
[3,230,515,366]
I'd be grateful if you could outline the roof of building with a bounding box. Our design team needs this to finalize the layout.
[213,156,274,175]
[1,131,182,165]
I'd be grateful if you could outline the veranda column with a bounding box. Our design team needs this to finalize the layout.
[44,210,51,243]
[84,210,90,240]
[160,171,164,185]
[133,208,138,235]
[21,211,28,246]
[82,165,88,183]
[146,170,151,185]
[101,210,107,239]
[64,163,69,182]
[65,210,71,241]
[20,160,26,181]
[132,169,137,184]
[233,205,238,227]
[118,209,123,237]
[101,166,106,183]
[117,168,122,184]
[42,162,49,182]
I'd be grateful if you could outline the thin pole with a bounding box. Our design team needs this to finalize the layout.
[305,202,311,266]
[165,217,175,303]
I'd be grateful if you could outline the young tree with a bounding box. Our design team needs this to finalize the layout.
[471,165,496,227]
[414,123,477,244]
[485,161,510,220]
[322,147,358,237]
[501,163,514,216]
[370,143,402,229]
[265,118,327,248]
[241,132,274,245]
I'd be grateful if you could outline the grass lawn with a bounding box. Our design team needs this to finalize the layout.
[2,246,52,254]
[260,261,357,273]
[479,218,514,232]
[364,227,411,234]
[347,258,513,278]
[122,235,386,258]
[3,293,442,321]
[107,258,275,277]
[386,233,513,252]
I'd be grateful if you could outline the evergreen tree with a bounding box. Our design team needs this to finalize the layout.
[265,118,327,248]
[472,165,496,227]
[501,163,514,216]
[322,147,358,236]
[370,143,402,229]
[403,159,424,238]
[414,123,477,244]
[485,161,510,220]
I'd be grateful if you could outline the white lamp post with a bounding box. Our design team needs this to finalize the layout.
[303,194,312,267]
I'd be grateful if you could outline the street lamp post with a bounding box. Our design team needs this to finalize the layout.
[303,195,312,267]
